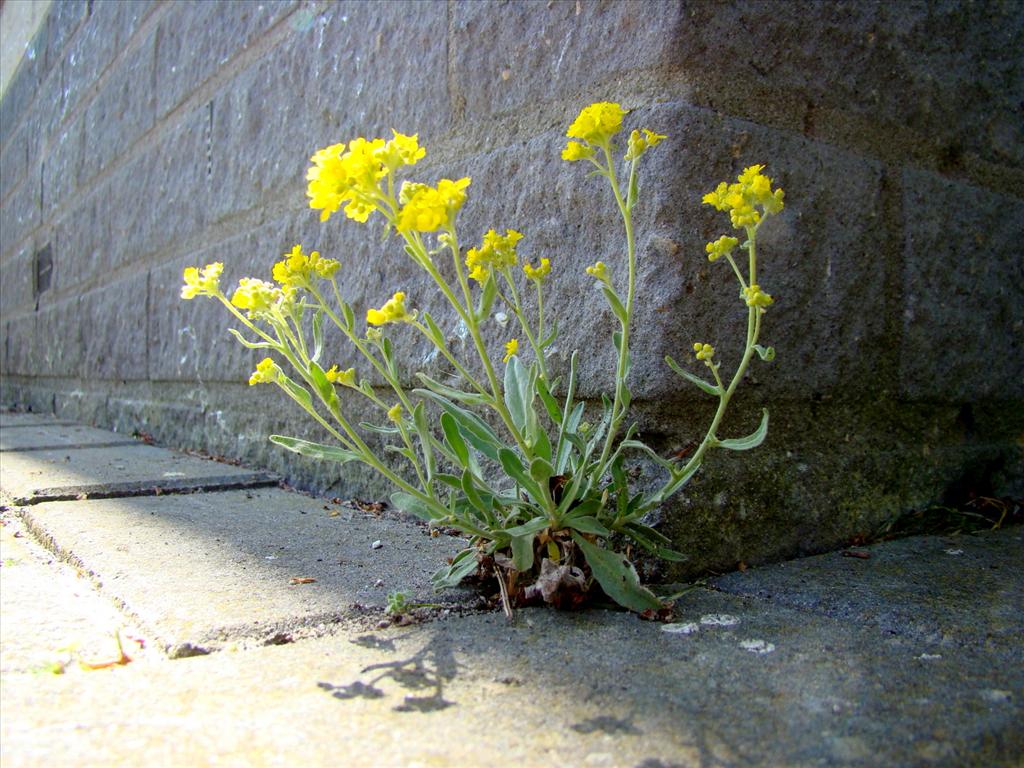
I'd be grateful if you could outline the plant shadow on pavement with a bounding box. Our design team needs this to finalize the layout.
[317,631,457,713]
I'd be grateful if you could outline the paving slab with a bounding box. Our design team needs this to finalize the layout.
[0,412,76,428]
[18,488,472,656]
[711,529,1024,649]
[0,421,141,451]
[0,443,277,504]
[1,585,1021,768]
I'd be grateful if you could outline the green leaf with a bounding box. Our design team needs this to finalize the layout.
[535,377,562,425]
[416,373,490,406]
[510,534,535,572]
[421,311,446,346]
[529,456,554,485]
[754,344,775,362]
[504,517,550,537]
[503,355,531,433]
[415,390,502,461]
[565,516,611,537]
[311,311,325,363]
[431,548,479,590]
[341,301,355,332]
[476,275,498,321]
[440,412,469,466]
[532,427,553,463]
[460,469,489,515]
[390,491,439,522]
[620,438,676,472]
[308,361,339,413]
[358,421,401,435]
[716,408,769,451]
[571,533,663,613]
[228,328,275,349]
[539,319,559,350]
[664,355,720,397]
[412,402,436,480]
[270,435,361,464]
[275,374,313,411]
[656,547,689,563]
[601,286,628,325]
[497,448,543,501]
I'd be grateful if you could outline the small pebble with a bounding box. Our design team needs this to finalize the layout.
[700,613,740,627]
[944,548,963,556]
[740,639,775,654]
[371,540,383,550]
[661,622,700,635]
[374,578,384,587]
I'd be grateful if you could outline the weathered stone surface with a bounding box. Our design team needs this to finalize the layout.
[154,0,296,120]
[451,0,682,118]
[19,488,468,653]
[713,528,1024,649]
[78,28,157,183]
[0,422,139,451]
[60,0,152,125]
[0,245,34,320]
[0,179,40,262]
[0,121,31,202]
[673,1,1024,171]
[40,114,84,221]
[78,272,149,380]
[31,297,83,378]
[0,442,267,504]
[0,24,47,149]
[900,169,1024,401]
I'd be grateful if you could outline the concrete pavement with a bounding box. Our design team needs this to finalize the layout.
[1,412,1021,767]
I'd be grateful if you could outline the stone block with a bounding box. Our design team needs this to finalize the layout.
[31,297,84,378]
[79,271,149,381]
[79,28,157,183]
[61,0,152,124]
[0,123,30,202]
[900,169,1024,401]
[0,246,35,319]
[52,191,106,293]
[208,0,450,225]
[2,315,35,376]
[154,0,296,120]
[0,180,40,261]
[41,115,85,219]
[42,0,88,75]
[672,1,1024,170]
[450,0,682,117]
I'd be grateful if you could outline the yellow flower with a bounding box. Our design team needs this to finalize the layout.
[705,235,740,262]
[231,278,283,318]
[523,257,551,281]
[396,177,471,233]
[561,141,595,162]
[324,365,357,387]
[377,131,426,171]
[248,357,279,386]
[702,165,785,230]
[585,260,609,283]
[743,283,774,308]
[272,244,340,288]
[306,137,388,223]
[387,403,403,423]
[181,263,223,299]
[624,128,668,160]
[367,291,416,326]
[503,338,519,363]
[465,229,523,283]
[566,102,627,145]
[693,342,715,361]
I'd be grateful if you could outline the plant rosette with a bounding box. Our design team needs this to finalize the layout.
[182,102,786,616]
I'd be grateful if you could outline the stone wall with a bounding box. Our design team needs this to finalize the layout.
[2,0,1022,577]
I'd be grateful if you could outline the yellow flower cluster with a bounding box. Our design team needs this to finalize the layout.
[367,291,416,326]
[693,342,715,361]
[625,129,667,161]
[181,263,223,299]
[585,260,610,283]
[396,177,471,233]
[702,164,785,230]
[503,338,519,363]
[566,102,627,145]
[231,278,285,318]
[743,283,774,308]
[522,257,551,282]
[272,245,340,288]
[465,229,523,283]
[306,132,426,223]
[248,357,279,386]
[387,404,403,423]
[705,235,740,263]
[324,365,357,387]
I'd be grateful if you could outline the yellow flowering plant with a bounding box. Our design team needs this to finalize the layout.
[181,107,785,615]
